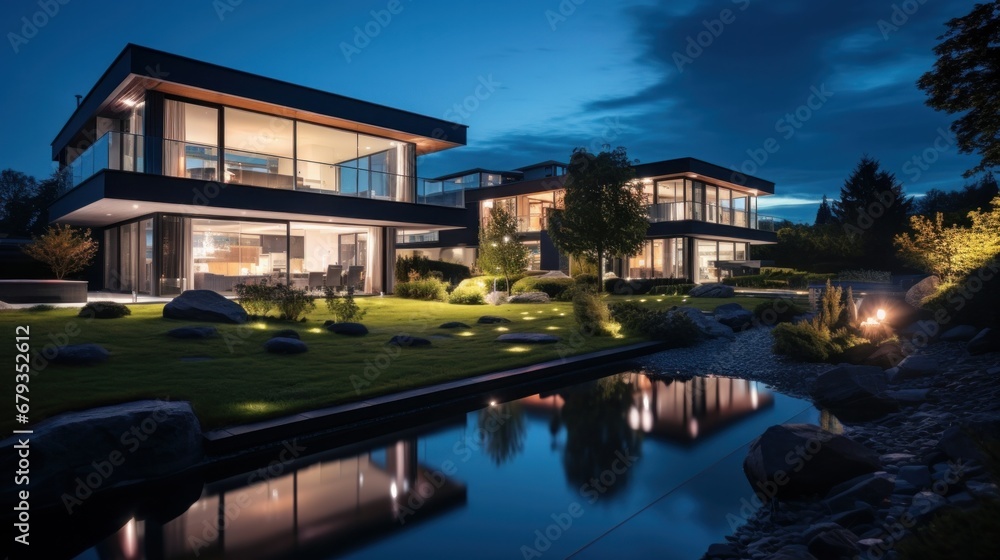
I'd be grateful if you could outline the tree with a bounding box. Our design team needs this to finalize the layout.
[895,195,1000,282]
[30,169,69,235]
[917,2,1000,177]
[913,174,999,225]
[833,156,913,268]
[22,224,98,279]
[547,147,648,290]
[814,194,834,226]
[477,205,528,294]
[0,169,38,237]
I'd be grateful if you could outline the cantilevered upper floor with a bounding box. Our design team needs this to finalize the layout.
[50,44,470,227]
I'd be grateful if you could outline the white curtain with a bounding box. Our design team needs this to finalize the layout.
[163,100,186,177]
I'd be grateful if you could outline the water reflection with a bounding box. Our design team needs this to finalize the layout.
[93,374,775,559]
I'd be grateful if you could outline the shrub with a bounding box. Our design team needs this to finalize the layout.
[448,285,485,305]
[772,321,832,362]
[574,273,598,287]
[650,283,696,296]
[22,224,98,279]
[79,301,131,319]
[921,256,1000,328]
[459,275,523,294]
[817,279,847,330]
[324,287,366,322]
[396,255,471,284]
[511,276,575,298]
[573,291,610,335]
[234,279,277,317]
[27,304,56,312]
[395,278,448,301]
[273,284,315,321]
[609,301,701,347]
[604,277,692,295]
[753,299,808,325]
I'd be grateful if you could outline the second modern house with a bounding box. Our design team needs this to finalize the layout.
[49,44,470,296]
[397,159,779,283]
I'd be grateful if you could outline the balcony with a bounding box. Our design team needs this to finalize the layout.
[646,202,777,232]
[67,131,465,208]
[396,231,440,244]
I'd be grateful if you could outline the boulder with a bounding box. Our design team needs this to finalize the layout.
[905,275,940,309]
[968,328,1000,355]
[862,342,904,369]
[166,326,218,339]
[714,303,754,331]
[810,365,897,420]
[496,333,560,344]
[807,523,860,560]
[163,290,248,324]
[823,474,894,511]
[0,300,12,310]
[830,506,876,530]
[478,315,511,324]
[937,413,1000,463]
[388,335,431,347]
[670,306,734,340]
[897,465,931,488]
[271,329,300,340]
[439,321,470,329]
[508,291,551,304]
[688,283,735,298]
[51,343,110,365]
[907,491,948,523]
[770,546,818,560]
[743,424,881,501]
[941,324,979,342]
[264,337,308,354]
[892,355,939,381]
[326,322,369,336]
[0,400,202,508]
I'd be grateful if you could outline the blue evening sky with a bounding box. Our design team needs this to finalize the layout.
[0,0,984,222]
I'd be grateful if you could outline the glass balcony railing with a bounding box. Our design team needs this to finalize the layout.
[396,231,440,244]
[65,132,464,208]
[647,201,777,231]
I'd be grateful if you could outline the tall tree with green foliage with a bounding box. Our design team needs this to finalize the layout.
[833,155,913,268]
[917,1,1000,177]
[896,195,1000,282]
[547,147,648,291]
[477,205,528,294]
[23,224,98,279]
[814,194,834,226]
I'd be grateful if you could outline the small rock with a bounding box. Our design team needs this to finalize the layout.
[967,328,1000,355]
[388,335,431,347]
[51,343,110,365]
[897,465,931,488]
[477,315,511,324]
[326,322,369,336]
[947,491,976,507]
[830,506,876,529]
[263,337,307,354]
[166,326,218,339]
[941,324,979,342]
[770,545,818,560]
[439,322,470,329]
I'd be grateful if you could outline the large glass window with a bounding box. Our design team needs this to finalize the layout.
[295,121,358,192]
[190,219,288,292]
[164,100,219,180]
[223,108,295,189]
[696,240,718,283]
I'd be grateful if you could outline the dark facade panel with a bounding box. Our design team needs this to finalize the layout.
[646,220,777,243]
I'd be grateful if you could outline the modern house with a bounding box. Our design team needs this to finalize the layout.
[49,44,469,296]
[397,158,779,283]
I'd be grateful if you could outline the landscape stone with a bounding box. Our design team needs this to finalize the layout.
[671,306,734,340]
[905,275,940,308]
[967,328,1000,355]
[477,315,511,324]
[823,475,894,510]
[897,465,931,488]
[830,506,876,529]
[163,290,248,324]
[907,490,948,522]
[688,282,735,298]
[439,322,470,329]
[166,326,218,339]
[326,322,369,336]
[508,291,551,303]
[388,335,431,347]
[714,304,754,331]
[807,524,860,560]
[496,333,560,344]
[810,365,897,420]
[891,355,940,382]
[940,324,979,342]
[937,412,1000,463]
[743,424,881,501]
[263,337,308,354]
[271,329,300,340]
[0,400,202,508]
[51,343,110,365]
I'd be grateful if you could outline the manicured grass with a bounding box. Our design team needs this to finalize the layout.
[2,294,777,432]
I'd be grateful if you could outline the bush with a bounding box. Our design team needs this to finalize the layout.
[609,301,701,347]
[772,321,832,362]
[459,275,523,294]
[273,284,315,321]
[395,278,448,301]
[651,283,696,296]
[79,301,131,319]
[572,291,610,335]
[723,269,835,289]
[234,279,278,317]
[448,285,485,305]
[324,287,366,322]
[511,276,575,298]
[604,277,692,295]
[396,255,471,284]
[27,304,56,312]
[753,299,808,325]
[574,273,598,287]
[921,257,1000,328]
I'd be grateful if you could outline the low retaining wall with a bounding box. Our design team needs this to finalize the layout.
[0,280,88,303]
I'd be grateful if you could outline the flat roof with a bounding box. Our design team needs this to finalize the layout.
[52,44,467,159]
[634,157,775,194]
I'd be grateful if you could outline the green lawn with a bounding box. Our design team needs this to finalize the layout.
[1,294,772,432]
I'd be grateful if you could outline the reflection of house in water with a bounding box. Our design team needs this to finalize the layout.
[521,374,773,444]
[102,437,466,559]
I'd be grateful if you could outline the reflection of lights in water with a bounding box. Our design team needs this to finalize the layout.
[751,384,759,409]
[641,409,653,433]
[390,481,398,499]
[271,488,279,500]
[359,472,364,486]
[688,417,699,438]
[643,395,650,410]
[122,518,138,559]
[628,406,640,431]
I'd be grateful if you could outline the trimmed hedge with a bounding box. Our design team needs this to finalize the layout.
[609,301,701,347]
[723,271,834,289]
[395,278,448,301]
[511,276,575,298]
[448,285,485,305]
[395,255,471,284]
[604,277,692,295]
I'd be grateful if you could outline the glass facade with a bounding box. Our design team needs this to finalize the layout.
[626,238,684,279]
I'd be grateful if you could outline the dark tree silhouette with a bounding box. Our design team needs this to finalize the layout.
[833,156,913,268]
[917,1,1000,177]
[814,194,834,226]
[477,402,527,466]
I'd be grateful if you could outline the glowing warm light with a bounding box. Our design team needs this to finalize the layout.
[309,328,322,334]
[390,481,398,499]
[237,401,278,413]
[876,309,886,322]
[523,316,536,321]
[253,322,268,330]
[489,400,497,407]
[688,417,700,438]
[122,518,138,559]
[271,489,279,500]
[505,346,531,353]
[559,312,566,316]
[656,299,663,302]
[546,326,560,330]
[639,298,647,303]
[751,384,759,410]
[458,331,475,337]
[496,326,510,332]
[520,311,529,315]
